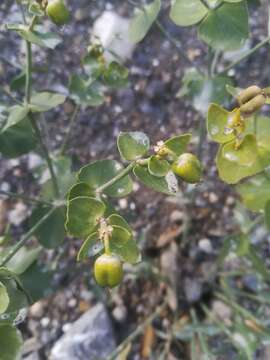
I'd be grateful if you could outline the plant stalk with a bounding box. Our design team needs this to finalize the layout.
[30,114,60,197]
[0,207,56,267]
[96,162,135,193]
[221,36,270,74]
[155,20,205,76]
[24,17,60,197]
[0,190,51,206]
[60,104,80,155]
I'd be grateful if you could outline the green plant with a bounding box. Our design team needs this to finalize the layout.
[0,0,203,354]
[1,0,270,358]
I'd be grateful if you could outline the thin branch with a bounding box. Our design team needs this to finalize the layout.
[16,0,27,25]
[0,88,23,105]
[0,207,56,267]
[30,114,60,197]
[220,36,270,75]
[60,104,80,155]
[155,20,205,76]
[105,303,166,360]
[210,50,221,77]
[0,190,52,206]
[25,41,32,104]
[96,162,136,194]
[200,0,210,9]
[23,15,60,197]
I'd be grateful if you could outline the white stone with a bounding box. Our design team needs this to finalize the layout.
[92,11,136,62]
[8,202,28,226]
[198,238,213,254]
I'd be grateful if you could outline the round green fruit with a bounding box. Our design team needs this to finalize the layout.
[46,0,70,26]
[172,153,202,184]
[94,254,123,288]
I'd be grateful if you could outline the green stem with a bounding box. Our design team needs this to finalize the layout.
[105,303,166,360]
[24,17,60,197]
[104,234,111,255]
[0,190,51,206]
[96,162,136,194]
[210,50,220,77]
[200,0,210,9]
[220,36,270,74]
[0,207,56,267]
[1,88,23,105]
[30,114,60,197]
[60,104,80,155]
[25,41,32,104]
[155,20,205,76]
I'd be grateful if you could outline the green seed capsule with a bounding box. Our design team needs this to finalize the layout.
[94,254,123,288]
[46,0,70,26]
[237,85,262,105]
[172,153,202,184]
[240,94,266,116]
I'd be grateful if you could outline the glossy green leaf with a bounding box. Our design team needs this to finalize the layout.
[69,75,105,106]
[0,282,9,315]
[7,24,62,49]
[112,237,141,264]
[30,92,66,112]
[249,116,270,152]
[148,156,170,177]
[170,0,208,26]
[222,135,258,167]
[0,268,31,309]
[77,232,102,261]
[20,262,54,302]
[67,182,94,201]
[134,165,178,195]
[207,104,237,144]
[237,174,270,212]
[83,53,104,83]
[0,325,23,360]
[3,105,29,131]
[1,278,28,313]
[226,84,243,98]
[10,71,26,91]
[66,196,105,237]
[198,1,249,51]
[108,214,140,264]
[178,71,233,114]
[30,206,66,249]
[216,141,263,184]
[0,118,37,158]
[117,132,150,161]
[29,1,44,16]
[129,0,161,43]
[110,225,131,248]
[164,134,191,156]
[107,214,133,233]
[103,62,129,88]
[78,160,133,198]
[3,246,41,275]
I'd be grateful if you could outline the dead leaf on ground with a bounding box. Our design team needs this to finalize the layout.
[141,324,156,359]
[157,227,182,249]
